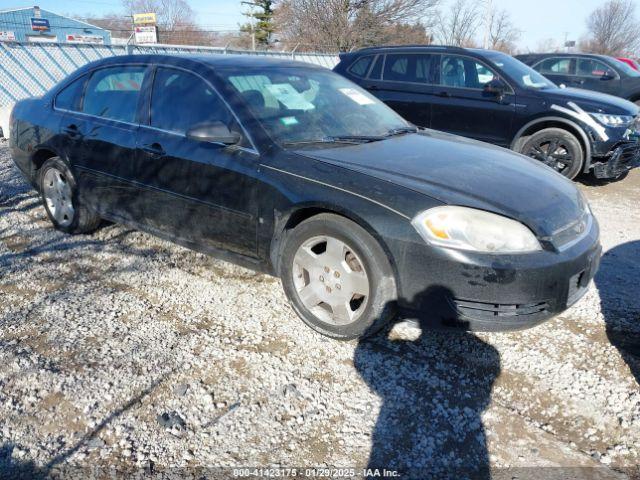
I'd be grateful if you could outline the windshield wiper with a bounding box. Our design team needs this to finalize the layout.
[327,135,386,143]
[282,137,365,146]
[384,126,419,137]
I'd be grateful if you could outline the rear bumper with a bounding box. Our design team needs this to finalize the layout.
[392,220,601,332]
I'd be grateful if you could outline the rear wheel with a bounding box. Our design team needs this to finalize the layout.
[519,128,584,179]
[280,213,397,340]
[39,157,101,234]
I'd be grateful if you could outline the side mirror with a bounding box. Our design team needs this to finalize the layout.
[483,79,507,99]
[601,71,616,81]
[186,121,241,146]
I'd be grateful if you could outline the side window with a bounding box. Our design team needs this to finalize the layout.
[55,75,86,111]
[348,56,374,78]
[577,58,615,78]
[383,54,434,83]
[440,55,496,89]
[535,57,575,75]
[150,67,232,134]
[83,66,145,122]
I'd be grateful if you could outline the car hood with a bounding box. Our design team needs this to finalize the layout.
[295,130,585,238]
[541,86,638,115]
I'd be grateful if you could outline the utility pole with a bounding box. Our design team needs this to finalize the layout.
[241,0,258,51]
[483,0,493,49]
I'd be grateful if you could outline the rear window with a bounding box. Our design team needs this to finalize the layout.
[348,55,374,78]
[535,58,575,75]
[83,66,146,123]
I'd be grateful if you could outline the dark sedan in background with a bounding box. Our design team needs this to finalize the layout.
[9,54,600,339]
[335,45,640,180]
[517,52,640,104]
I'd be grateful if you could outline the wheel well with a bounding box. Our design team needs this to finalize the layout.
[515,121,587,160]
[270,207,399,284]
[31,149,57,172]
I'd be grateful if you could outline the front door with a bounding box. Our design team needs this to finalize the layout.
[533,57,576,88]
[135,66,259,257]
[575,57,621,95]
[429,54,515,147]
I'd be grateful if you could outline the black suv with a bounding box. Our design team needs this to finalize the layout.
[334,45,640,180]
[517,52,640,104]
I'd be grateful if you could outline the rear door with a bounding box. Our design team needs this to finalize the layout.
[61,64,147,218]
[135,65,259,257]
[575,57,621,95]
[532,57,575,87]
[359,52,436,128]
[429,54,515,147]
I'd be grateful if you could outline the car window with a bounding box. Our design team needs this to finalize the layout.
[55,75,86,111]
[440,55,496,89]
[83,66,145,123]
[150,67,232,134]
[223,67,409,146]
[383,54,434,83]
[348,56,373,78]
[535,57,575,75]
[577,58,616,78]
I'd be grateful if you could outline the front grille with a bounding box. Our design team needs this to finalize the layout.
[450,298,550,321]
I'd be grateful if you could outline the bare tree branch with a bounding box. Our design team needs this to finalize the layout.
[487,8,520,53]
[582,0,640,55]
[433,0,479,47]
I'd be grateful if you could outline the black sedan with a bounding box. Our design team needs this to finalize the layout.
[9,54,601,339]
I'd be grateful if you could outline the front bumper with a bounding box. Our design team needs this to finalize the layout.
[592,142,640,179]
[393,220,601,331]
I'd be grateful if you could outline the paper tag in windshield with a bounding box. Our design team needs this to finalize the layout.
[339,88,375,105]
[265,83,315,110]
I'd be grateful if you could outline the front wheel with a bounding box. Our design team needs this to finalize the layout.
[519,128,584,179]
[39,157,101,234]
[279,213,397,340]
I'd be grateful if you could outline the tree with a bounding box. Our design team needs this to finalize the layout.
[241,0,275,48]
[582,0,640,55]
[434,0,479,47]
[487,8,520,53]
[274,0,439,52]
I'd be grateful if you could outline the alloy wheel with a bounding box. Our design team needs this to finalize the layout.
[292,235,370,326]
[525,137,575,175]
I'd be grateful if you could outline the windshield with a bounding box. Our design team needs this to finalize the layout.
[486,52,556,90]
[613,58,640,77]
[220,67,411,146]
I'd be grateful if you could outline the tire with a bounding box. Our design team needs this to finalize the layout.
[519,128,584,179]
[38,157,101,234]
[279,213,397,340]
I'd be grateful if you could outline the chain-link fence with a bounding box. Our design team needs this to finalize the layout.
[0,41,340,108]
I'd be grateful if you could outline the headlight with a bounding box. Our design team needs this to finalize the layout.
[411,206,541,253]
[590,113,634,127]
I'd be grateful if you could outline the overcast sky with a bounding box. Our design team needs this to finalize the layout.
[4,0,612,51]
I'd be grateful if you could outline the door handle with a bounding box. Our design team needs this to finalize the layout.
[368,85,380,91]
[62,124,80,138]
[141,143,165,157]
[437,91,451,98]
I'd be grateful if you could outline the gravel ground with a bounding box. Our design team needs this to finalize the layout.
[0,139,639,479]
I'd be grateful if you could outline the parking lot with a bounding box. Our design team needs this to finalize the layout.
[0,138,639,477]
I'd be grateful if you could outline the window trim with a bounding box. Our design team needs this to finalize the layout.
[144,63,258,154]
[435,53,515,94]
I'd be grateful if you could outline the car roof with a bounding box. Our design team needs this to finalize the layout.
[83,53,324,70]
[352,45,507,58]
[517,52,614,61]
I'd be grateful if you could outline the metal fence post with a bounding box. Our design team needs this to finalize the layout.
[291,43,300,61]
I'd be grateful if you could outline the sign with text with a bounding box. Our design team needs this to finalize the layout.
[133,13,157,25]
[66,34,104,44]
[30,18,50,31]
[134,26,157,44]
[0,31,16,41]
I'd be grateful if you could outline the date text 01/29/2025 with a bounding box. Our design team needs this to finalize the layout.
[233,468,401,478]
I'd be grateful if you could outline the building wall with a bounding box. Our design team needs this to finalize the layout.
[0,8,111,45]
